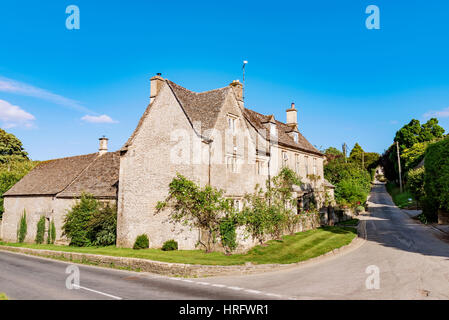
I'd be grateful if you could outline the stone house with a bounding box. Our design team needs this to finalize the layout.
[1,74,333,250]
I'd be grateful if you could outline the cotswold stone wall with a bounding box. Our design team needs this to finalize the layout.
[0,219,2,239]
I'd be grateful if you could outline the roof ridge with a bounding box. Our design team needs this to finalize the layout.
[165,79,229,95]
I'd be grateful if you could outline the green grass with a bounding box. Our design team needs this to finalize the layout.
[337,218,360,226]
[0,227,356,266]
[0,293,8,300]
[386,182,415,209]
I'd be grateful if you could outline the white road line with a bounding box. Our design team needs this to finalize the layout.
[73,285,122,300]
[211,284,226,288]
[197,282,210,286]
[265,293,282,298]
[182,279,194,283]
[228,286,243,291]
[244,289,262,295]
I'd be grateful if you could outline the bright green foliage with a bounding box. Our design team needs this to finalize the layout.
[62,194,117,247]
[394,118,445,152]
[47,219,56,244]
[219,216,239,255]
[349,143,364,161]
[17,210,27,243]
[324,159,371,207]
[407,167,425,203]
[35,215,46,244]
[88,204,117,246]
[162,239,178,251]
[401,142,429,171]
[424,138,449,217]
[0,129,29,163]
[63,193,98,246]
[133,234,149,250]
[324,147,343,156]
[156,174,233,253]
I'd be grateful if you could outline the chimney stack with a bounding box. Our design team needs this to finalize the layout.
[286,102,298,126]
[150,73,164,103]
[99,136,108,155]
[229,80,243,102]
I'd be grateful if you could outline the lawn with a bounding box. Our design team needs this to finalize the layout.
[0,227,356,266]
[386,182,416,209]
[0,293,8,300]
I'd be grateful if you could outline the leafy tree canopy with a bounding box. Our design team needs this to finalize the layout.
[0,129,28,163]
[349,143,364,159]
[394,118,445,151]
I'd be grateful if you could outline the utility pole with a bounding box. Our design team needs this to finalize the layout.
[396,141,403,192]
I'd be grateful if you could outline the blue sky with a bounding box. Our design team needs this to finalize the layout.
[0,0,448,160]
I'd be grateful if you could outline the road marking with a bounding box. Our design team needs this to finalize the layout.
[73,284,122,300]
[211,284,226,288]
[244,289,262,295]
[197,282,210,286]
[228,286,243,291]
[265,293,282,298]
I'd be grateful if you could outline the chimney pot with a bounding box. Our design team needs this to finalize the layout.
[99,136,108,155]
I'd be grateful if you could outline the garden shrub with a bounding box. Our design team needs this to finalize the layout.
[355,206,365,214]
[47,219,56,244]
[219,218,237,255]
[88,204,117,246]
[17,210,27,243]
[133,234,149,250]
[62,193,98,247]
[35,215,46,244]
[162,239,178,251]
[407,167,425,203]
[424,137,449,220]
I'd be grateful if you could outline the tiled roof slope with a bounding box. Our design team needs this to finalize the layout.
[122,80,230,150]
[4,153,98,196]
[166,80,230,139]
[4,152,120,198]
[57,151,120,199]
[243,108,322,156]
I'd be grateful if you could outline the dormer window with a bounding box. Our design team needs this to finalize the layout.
[292,132,298,143]
[270,123,277,137]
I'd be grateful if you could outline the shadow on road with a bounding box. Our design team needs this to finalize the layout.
[363,183,449,260]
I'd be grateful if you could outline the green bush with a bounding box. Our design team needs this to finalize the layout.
[35,215,46,244]
[49,219,56,244]
[133,234,149,250]
[219,218,238,255]
[407,167,425,203]
[355,206,365,213]
[88,204,117,246]
[16,210,27,243]
[161,239,178,251]
[424,138,449,218]
[62,193,98,247]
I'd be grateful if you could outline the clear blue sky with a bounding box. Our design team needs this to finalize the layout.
[0,0,448,160]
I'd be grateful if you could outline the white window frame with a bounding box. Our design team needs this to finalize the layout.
[270,123,277,137]
[295,154,300,174]
[227,114,237,135]
[292,132,298,143]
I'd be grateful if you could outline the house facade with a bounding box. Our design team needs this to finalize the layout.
[1,74,333,250]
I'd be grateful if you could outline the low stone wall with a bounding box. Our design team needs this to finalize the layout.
[0,219,2,239]
[0,225,363,278]
[438,210,449,225]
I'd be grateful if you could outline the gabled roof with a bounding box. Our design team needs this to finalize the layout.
[4,152,120,198]
[243,108,322,156]
[122,80,230,150]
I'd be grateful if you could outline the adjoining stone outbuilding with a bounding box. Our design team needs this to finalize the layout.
[1,74,334,251]
[1,146,119,244]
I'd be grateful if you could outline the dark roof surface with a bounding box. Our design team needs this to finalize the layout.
[4,152,119,198]
[243,108,322,156]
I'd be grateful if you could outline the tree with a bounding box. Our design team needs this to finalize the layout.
[35,215,46,244]
[156,174,234,253]
[420,118,445,142]
[17,210,27,243]
[0,129,28,163]
[394,119,422,151]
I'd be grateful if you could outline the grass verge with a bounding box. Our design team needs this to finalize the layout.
[0,227,356,266]
[337,218,360,227]
[0,293,8,300]
[386,182,416,209]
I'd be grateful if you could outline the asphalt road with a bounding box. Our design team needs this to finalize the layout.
[1,183,449,300]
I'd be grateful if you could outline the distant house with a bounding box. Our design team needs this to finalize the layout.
[1,74,333,250]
